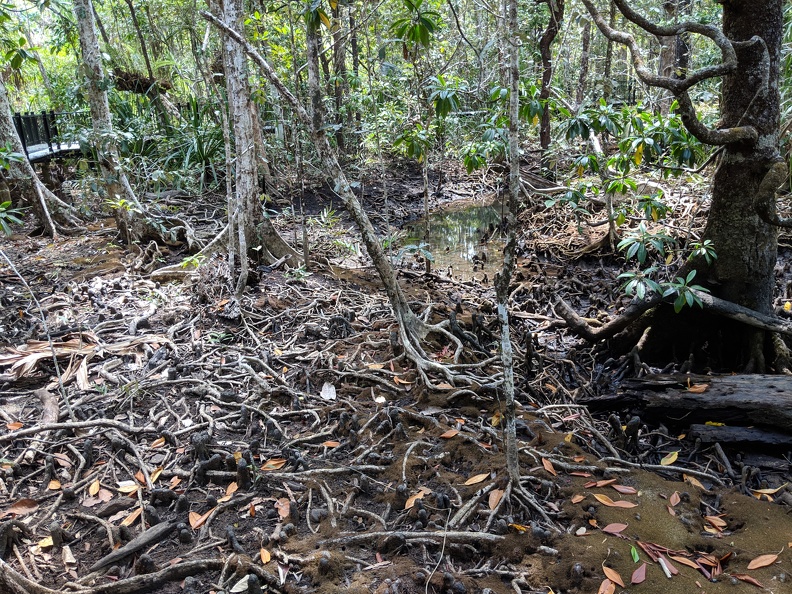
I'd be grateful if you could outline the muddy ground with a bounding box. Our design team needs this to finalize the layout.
[0,162,791,594]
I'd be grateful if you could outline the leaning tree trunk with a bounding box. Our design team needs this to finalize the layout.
[0,74,82,235]
[218,0,298,293]
[72,0,146,243]
[537,0,565,153]
[203,10,474,384]
[700,0,782,370]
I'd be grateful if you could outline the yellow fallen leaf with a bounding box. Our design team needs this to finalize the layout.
[260,548,271,564]
[751,483,787,495]
[38,536,54,548]
[89,479,100,496]
[48,480,61,491]
[150,437,166,448]
[508,523,528,533]
[660,451,679,466]
[150,467,163,483]
[491,410,503,427]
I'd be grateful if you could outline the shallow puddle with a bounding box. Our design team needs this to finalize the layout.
[402,199,505,281]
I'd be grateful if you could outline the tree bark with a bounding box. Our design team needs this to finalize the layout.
[537,0,565,152]
[700,0,782,369]
[72,0,145,243]
[497,0,521,486]
[603,1,615,101]
[217,0,297,292]
[0,75,81,235]
[575,18,591,107]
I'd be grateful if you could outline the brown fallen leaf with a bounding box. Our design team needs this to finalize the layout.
[669,491,681,506]
[488,489,504,510]
[569,471,592,477]
[687,383,709,393]
[464,473,489,486]
[275,497,291,519]
[1,498,39,518]
[667,505,676,516]
[669,555,700,570]
[597,578,615,594]
[731,573,765,588]
[440,429,459,439]
[404,487,431,510]
[120,507,142,527]
[260,548,271,564]
[189,507,216,529]
[322,441,341,448]
[593,494,638,508]
[631,563,647,584]
[260,458,288,471]
[150,437,165,448]
[5,422,22,431]
[541,458,557,476]
[704,515,727,530]
[746,553,778,570]
[595,478,618,488]
[570,494,586,504]
[611,484,638,495]
[601,523,628,535]
[602,565,625,588]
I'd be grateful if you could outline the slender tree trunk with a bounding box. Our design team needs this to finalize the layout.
[657,1,677,112]
[0,76,82,235]
[537,0,565,152]
[674,0,691,80]
[349,9,362,134]
[122,0,169,128]
[218,0,297,291]
[603,1,616,101]
[497,0,521,486]
[331,4,347,154]
[72,0,145,243]
[700,0,782,370]
[576,18,591,106]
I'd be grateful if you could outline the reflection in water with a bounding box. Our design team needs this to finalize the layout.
[403,201,506,281]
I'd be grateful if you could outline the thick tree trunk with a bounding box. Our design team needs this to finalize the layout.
[537,0,565,152]
[700,0,781,369]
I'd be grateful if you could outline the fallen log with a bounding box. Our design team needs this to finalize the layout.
[581,374,792,432]
[688,424,792,447]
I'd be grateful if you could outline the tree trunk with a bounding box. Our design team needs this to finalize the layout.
[497,0,521,486]
[603,1,615,101]
[673,0,691,80]
[575,18,591,107]
[331,4,347,154]
[218,0,297,291]
[537,0,565,152]
[72,0,146,243]
[122,0,169,129]
[0,74,81,235]
[696,0,782,370]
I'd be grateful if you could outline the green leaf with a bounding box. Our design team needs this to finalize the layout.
[631,546,640,563]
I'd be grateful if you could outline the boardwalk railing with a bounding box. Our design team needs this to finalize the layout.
[12,110,90,162]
